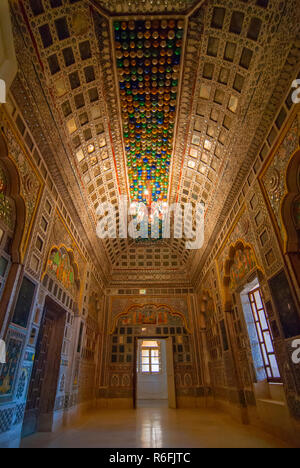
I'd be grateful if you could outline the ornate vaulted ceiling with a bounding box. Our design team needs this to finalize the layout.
[8,0,300,286]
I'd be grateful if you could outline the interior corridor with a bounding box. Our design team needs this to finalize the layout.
[20,407,292,449]
[1,0,300,450]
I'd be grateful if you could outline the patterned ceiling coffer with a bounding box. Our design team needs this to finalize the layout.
[113,19,184,205]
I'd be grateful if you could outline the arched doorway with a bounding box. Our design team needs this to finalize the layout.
[109,304,191,409]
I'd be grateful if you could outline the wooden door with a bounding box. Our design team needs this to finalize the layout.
[22,301,65,437]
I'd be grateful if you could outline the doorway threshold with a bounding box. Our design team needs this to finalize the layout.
[136,400,169,408]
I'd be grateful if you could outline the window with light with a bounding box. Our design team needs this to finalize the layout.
[140,340,161,374]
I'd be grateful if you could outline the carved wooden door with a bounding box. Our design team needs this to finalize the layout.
[22,301,65,437]
[22,310,54,437]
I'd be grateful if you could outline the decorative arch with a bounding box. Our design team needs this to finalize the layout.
[42,244,81,298]
[110,303,191,334]
[281,149,300,284]
[0,132,26,263]
[222,240,264,309]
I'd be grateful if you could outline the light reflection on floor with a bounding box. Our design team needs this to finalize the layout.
[21,405,291,449]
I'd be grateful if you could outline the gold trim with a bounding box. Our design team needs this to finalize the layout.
[258,108,300,253]
[199,107,300,288]
[259,106,300,179]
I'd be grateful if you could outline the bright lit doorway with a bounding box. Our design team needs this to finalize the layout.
[134,337,176,409]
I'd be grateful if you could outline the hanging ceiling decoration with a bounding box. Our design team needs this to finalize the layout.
[113,19,184,207]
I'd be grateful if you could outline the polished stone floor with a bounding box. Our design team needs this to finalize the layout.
[20,404,291,448]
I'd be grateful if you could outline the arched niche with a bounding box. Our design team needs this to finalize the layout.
[0,132,26,264]
[281,149,300,285]
[43,245,81,302]
[222,240,264,310]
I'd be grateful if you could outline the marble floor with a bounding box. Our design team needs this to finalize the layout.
[137,399,169,408]
[20,404,292,448]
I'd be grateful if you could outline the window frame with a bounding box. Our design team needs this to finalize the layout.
[139,340,162,375]
[248,287,281,383]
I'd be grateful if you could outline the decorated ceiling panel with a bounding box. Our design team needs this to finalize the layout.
[8,0,300,285]
[113,19,184,205]
[91,0,201,15]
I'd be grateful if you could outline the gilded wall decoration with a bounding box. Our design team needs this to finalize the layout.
[115,304,189,331]
[51,214,85,271]
[0,113,43,260]
[247,179,284,278]
[262,116,299,242]
[0,165,15,231]
[101,295,198,399]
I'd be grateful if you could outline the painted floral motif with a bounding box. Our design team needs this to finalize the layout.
[229,248,257,291]
[47,247,75,293]
[88,295,99,320]
[120,305,183,326]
